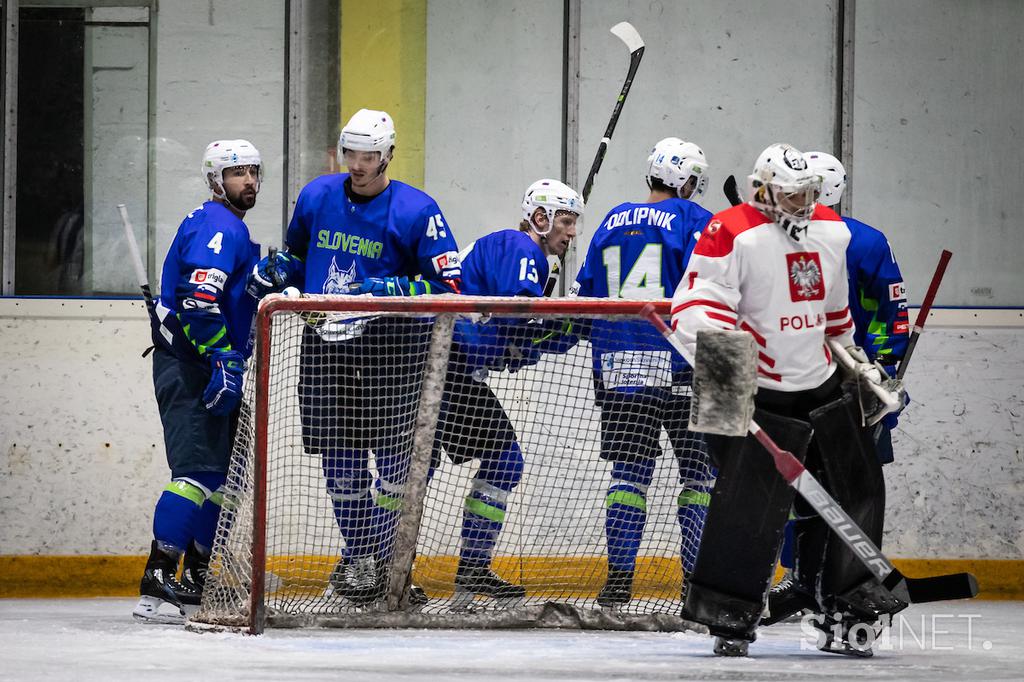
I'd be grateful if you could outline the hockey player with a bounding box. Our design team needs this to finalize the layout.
[570,137,715,607]
[437,178,583,603]
[134,140,263,623]
[765,151,911,623]
[671,143,902,656]
[249,109,462,606]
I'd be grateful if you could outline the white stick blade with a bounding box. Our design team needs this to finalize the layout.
[610,21,644,53]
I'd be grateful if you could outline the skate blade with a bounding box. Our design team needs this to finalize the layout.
[818,641,874,658]
[133,596,185,625]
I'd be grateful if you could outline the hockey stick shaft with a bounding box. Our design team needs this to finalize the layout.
[896,249,952,380]
[544,22,645,298]
[641,305,977,604]
[117,204,156,311]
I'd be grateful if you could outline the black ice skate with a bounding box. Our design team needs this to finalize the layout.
[178,541,210,601]
[453,561,526,607]
[597,569,634,608]
[133,540,200,624]
[326,555,386,606]
[713,636,750,657]
[814,611,876,658]
[761,569,816,625]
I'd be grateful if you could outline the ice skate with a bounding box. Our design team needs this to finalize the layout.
[133,541,200,624]
[452,561,525,607]
[597,569,633,608]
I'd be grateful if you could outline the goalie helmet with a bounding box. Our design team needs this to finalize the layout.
[747,143,822,242]
[803,151,847,207]
[338,108,396,164]
[201,140,262,199]
[521,179,584,236]
[645,137,710,202]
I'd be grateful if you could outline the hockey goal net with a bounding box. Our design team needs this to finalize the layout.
[191,295,712,634]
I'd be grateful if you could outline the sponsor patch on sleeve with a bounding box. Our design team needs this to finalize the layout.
[189,268,228,290]
[433,251,461,275]
[888,282,906,301]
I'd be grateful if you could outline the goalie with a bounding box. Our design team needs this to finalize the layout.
[670,144,906,656]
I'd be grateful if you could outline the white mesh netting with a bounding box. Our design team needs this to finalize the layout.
[191,296,714,633]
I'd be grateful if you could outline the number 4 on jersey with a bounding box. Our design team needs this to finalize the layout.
[207,231,224,254]
[603,243,662,298]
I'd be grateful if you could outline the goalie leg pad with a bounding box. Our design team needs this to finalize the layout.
[682,581,764,642]
[685,408,812,632]
[807,389,887,613]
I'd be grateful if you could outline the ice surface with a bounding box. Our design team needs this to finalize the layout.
[0,598,1020,681]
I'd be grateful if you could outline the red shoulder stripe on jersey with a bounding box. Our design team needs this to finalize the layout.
[739,321,767,347]
[671,299,735,316]
[825,319,854,336]
[811,204,843,222]
[758,351,776,368]
[758,367,783,382]
[692,204,769,259]
[706,311,738,327]
[825,307,850,321]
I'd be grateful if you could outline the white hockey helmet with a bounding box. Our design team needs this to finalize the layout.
[645,137,710,201]
[201,139,262,199]
[521,179,584,236]
[747,143,822,241]
[338,108,396,164]
[803,151,847,207]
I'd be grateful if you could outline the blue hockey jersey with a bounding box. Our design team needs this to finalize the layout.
[455,229,552,372]
[572,197,711,381]
[158,200,261,360]
[286,174,461,294]
[844,216,909,366]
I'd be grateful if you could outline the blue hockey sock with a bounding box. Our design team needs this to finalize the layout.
[193,484,230,553]
[460,443,523,566]
[677,486,711,575]
[322,451,375,557]
[152,472,224,554]
[605,459,654,572]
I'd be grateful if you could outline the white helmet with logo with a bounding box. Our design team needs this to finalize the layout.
[646,137,710,202]
[803,151,846,207]
[201,139,262,199]
[338,108,396,165]
[747,143,822,241]
[521,179,584,236]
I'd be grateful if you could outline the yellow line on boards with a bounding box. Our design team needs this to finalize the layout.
[1,555,1020,600]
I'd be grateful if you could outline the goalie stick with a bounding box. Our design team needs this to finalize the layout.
[544,21,645,297]
[641,305,978,605]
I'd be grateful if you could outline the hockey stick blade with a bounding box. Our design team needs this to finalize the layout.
[610,21,644,53]
[641,304,979,606]
[117,203,155,308]
[723,175,742,207]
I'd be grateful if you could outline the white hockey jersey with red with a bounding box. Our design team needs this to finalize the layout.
[670,202,855,392]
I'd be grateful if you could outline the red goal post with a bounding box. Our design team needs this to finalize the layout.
[193,295,712,634]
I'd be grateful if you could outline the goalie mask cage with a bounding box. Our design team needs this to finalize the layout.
[191,296,712,634]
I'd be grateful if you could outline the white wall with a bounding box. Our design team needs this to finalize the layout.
[0,299,1021,560]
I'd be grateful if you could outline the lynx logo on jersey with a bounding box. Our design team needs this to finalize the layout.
[786,253,824,301]
[189,268,228,290]
[323,257,357,294]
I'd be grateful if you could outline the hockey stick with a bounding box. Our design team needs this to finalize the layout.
[723,175,742,207]
[896,249,952,381]
[641,306,978,604]
[543,21,645,297]
[118,203,155,311]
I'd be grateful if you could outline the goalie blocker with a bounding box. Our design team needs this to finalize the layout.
[680,329,898,644]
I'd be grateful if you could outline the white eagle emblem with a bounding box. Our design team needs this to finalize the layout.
[323,257,357,294]
[789,256,822,299]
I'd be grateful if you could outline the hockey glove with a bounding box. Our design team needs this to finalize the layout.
[882,389,911,430]
[348,276,434,296]
[203,350,245,416]
[832,343,906,427]
[246,251,304,299]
